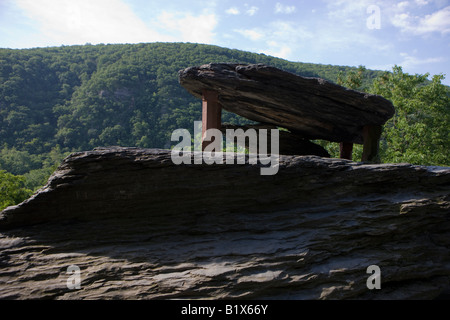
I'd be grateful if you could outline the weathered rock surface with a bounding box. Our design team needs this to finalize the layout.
[179,63,395,144]
[0,147,449,300]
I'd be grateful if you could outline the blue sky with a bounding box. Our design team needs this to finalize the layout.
[1,0,449,84]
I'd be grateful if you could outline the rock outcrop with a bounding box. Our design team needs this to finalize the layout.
[179,63,395,144]
[0,147,449,300]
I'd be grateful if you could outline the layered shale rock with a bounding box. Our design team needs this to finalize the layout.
[0,148,449,299]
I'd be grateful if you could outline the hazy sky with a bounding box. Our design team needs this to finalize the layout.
[1,0,449,84]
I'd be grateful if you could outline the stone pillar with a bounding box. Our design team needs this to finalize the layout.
[361,125,382,162]
[202,90,222,151]
[339,142,353,160]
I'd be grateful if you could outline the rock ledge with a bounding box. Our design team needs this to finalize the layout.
[0,148,449,299]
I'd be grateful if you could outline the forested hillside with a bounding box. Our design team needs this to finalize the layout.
[0,42,449,209]
[1,42,373,153]
[0,43,379,185]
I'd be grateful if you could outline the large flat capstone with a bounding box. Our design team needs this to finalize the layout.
[179,63,395,144]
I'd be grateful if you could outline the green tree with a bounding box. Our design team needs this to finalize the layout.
[337,65,367,91]
[370,66,449,166]
[0,146,42,174]
[322,65,449,165]
[0,170,33,210]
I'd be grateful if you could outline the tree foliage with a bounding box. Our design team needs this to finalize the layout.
[323,65,449,166]
[370,66,449,166]
[0,42,378,154]
[0,170,32,210]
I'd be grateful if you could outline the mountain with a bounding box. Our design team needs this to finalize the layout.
[0,42,381,154]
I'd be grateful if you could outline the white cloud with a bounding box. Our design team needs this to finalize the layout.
[235,21,313,44]
[14,0,171,45]
[325,0,377,29]
[325,0,450,36]
[158,10,218,44]
[261,42,292,60]
[392,12,414,30]
[397,1,410,10]
[275,3,296,14]
[392,6,450,35]
[415,0,429,6]
[419,6,450,34]
[226,7,240,15]
[269,21,313,41]
[234,28,264,41]
[226,5,258,16]
[13,0,219,46]
[246,6,259,16]
[326,0,373,16]
[234,21,313,60]
[399,52,446,68]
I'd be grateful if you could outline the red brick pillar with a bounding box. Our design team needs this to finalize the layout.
[361,125,382,162]
[340,142,353,160]
[202,90,222,151]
